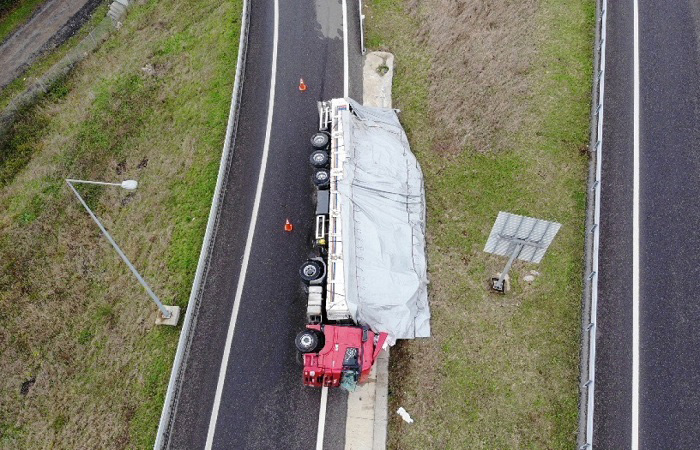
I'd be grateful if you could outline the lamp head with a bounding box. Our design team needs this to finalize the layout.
[121,180,138,190]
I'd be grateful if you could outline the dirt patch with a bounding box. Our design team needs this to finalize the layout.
[0,0,103,89]
[20,377,35,395]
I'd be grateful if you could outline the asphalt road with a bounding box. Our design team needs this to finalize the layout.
[595,1,700,447]
[167,0,363,448]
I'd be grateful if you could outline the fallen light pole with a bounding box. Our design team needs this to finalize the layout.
[66,178,180,325]
[483,211,561,293]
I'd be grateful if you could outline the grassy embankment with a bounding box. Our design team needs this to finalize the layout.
[0,0,241,447]
[0,0,45,43]
[365,0,594,447]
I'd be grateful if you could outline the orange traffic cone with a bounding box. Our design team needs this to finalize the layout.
[284,219,293,232]
[298,78,307,92]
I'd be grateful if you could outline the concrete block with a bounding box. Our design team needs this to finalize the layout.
[362,52,394,108]
[155,305,180,326]
[108,10,123,23]
[372,418,388,450]
[110,2,126,15]
[346,417,375,449]
[347,382,377,421]
[373,349,390,449]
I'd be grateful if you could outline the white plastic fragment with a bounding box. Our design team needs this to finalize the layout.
[396,407,414,424]
[523,275,535,283]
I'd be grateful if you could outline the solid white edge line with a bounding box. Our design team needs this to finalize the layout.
[342,0,349,97]
[203,0,280,447]
[316,386,329,450]
[632,0,640,448]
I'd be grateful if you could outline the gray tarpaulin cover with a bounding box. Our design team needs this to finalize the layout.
[337,99,430,340]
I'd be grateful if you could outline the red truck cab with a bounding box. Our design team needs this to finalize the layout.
[299,324,388,388]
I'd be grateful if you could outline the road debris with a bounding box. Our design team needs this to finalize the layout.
[396,407,414,424]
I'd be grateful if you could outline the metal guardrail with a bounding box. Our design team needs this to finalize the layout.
[579,0,607,448]
[153,0,251,447]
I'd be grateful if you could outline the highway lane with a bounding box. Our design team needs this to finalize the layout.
[594,1,634,446]
[595,0,700,447]
[638,1,700,447]
[167,0,363,448]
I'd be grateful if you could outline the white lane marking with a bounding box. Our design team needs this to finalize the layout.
[632,0,640,447]
[316,386,329,450]
[342,0,349,97]
[203,0,280,446]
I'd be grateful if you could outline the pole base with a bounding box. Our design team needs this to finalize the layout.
[490,273,510,294]
[155,305,181,326]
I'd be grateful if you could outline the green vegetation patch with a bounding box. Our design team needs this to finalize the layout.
[0,78,68,186]
[0,0,241,447]
[365,0,593,447]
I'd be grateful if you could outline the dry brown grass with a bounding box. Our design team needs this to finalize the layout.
[0,0,241,447]
[414,0,540,154]
[366,0,594,447]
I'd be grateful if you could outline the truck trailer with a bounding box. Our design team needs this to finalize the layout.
[295,98,430,390]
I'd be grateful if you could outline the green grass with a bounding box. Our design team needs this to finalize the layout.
[365,0,594,448]
[0,78,68,186]
[0,0,241,447]
[0,0,44,43]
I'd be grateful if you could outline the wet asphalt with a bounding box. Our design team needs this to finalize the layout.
[167,1,363,448]
[594,0,700,447]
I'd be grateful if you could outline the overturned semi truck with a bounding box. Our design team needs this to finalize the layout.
[295,98,430,390]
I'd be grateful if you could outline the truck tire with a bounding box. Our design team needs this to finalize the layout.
[300,260,323,284]
[295,329,325,353]
[309,150,329,168]
[313,169,330,189]
[311,132,330,149]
